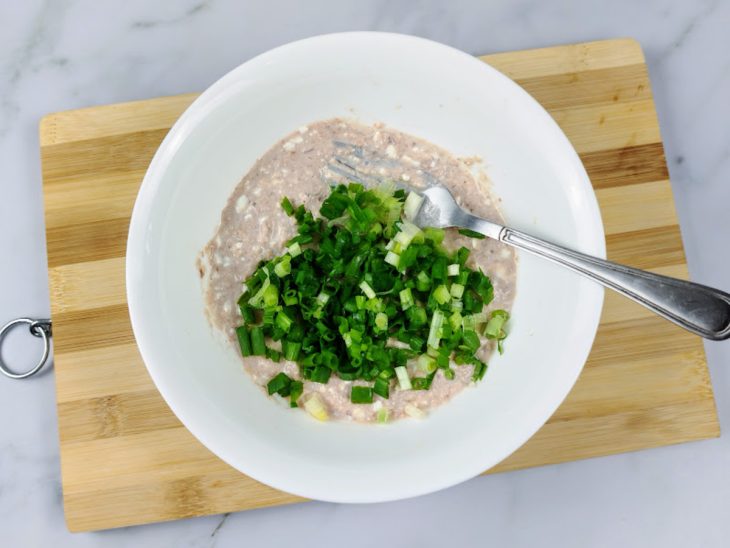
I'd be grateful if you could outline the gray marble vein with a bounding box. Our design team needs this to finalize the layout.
[1,1,730,546]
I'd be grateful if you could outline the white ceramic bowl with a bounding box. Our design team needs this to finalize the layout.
[127,32,605,503]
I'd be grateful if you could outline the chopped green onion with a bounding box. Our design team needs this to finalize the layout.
[351,386,374,404]
[281,196,295,216]
[399,288,414,311]
[233,185,509,418]
[289,380,303,407]
[394,365,412,390]
[404,404,425,418]
[384,251,400,267]
[433,284,451,305]
[274,256,292,277]
[250,327,266,356]
[403,192,424,221]
[449,311,463,331]
[417,354,437,373]
[458,228,486,239]
[359,281,376,299]
[283,340,301,361]
[275,311,293,332]
[377,407,390,423]
[262,284,279,307]
[267,372,291,395]
[374,312,388,332]
[310,366,332,384]
[423,227,444,244]
[427,310,444,349]
[240,304,256,323]
[485,310,509,339]
[373,376,390,398]
[248,276,271,308]
[235,326,252,357]
[450,284,465,299]
[304,394,329,421]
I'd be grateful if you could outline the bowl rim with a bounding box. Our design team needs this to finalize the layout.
[126,31,606,503]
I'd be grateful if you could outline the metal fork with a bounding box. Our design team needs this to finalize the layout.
[412,185,730,341]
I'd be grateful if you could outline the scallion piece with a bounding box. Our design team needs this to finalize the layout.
[373,376,390,399]
[384,251,400,267]
[267,372,291,395]
[433,284,451,305]
[359,280,376,299]
[289,380,303,407]
[374,312,388,332]
[283,340,301,361]
[235,326,252,357]
[450,283,465,299]
[275,311,293,332]
[403,192,424,221]
[274,256,291,277]
[250,326,266,356]
[447,264,460,277]
[427,310,444,348]
[458,228,486,239]
[394,365,412,390]
[377,407,390,423]
[399,287,414,311]
[351,386,374,404]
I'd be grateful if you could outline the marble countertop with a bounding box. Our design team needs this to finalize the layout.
[2,1,729,546]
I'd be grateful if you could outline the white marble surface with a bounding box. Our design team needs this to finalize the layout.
[1,0,729,546]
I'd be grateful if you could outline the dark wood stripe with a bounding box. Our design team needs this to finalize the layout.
[46,217,129,268]
[513,63,651,111]
[58,390,180,443]
[53,304,134,353]
[581,142,668,189]
[41,128,168,182]
[607,224,686,269]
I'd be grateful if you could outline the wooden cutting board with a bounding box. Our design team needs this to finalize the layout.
[41,38,720,532]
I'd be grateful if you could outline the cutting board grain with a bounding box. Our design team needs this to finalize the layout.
[41,38,720,532]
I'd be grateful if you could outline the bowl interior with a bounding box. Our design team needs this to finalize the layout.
[127,32,605,502]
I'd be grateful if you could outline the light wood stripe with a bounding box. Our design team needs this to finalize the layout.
[42,38,718,532]
[596,179,680,235]
[513,63,651,111]
[586,316,697,367]
[55,344,152,403]
[551,99,662,154]
[491,399,718,475]
[40,93,197,147]
[481,38,645,80]
[43,172,144,230]
[554,348,712,422]
[49,258,126,314]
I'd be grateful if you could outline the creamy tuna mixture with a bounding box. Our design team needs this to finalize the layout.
[199,119,517,422]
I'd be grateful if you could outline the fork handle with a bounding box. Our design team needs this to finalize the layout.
[498,227,730,341]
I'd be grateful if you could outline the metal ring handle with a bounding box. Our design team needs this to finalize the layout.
[0,318,52,379]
